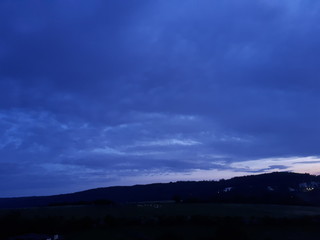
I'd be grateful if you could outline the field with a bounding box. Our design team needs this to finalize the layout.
[3,202,320,218]
[2,203,320,240]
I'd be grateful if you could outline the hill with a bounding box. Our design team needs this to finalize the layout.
[1,172,320,208]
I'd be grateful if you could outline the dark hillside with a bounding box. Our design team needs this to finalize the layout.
[1,172,319,208]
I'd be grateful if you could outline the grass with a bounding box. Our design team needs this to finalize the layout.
[2,202,320,219]
[2,203,320,240]
[63,225,320,240]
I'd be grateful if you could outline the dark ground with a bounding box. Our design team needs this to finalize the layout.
[1,203,320,240]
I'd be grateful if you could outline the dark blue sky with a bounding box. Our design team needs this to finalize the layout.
[1,0,320,197]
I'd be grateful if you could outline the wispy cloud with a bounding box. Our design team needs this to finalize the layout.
[230,156,320,175]
[135,138,202,147]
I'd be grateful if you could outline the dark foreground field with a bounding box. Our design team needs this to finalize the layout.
[2,203,320,240]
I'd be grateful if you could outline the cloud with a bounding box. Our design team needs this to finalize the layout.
[1,0,320,196]
[133,138,202,147]
[230,156,320,175]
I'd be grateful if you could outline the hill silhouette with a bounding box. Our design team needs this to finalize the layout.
[1,172,320,208]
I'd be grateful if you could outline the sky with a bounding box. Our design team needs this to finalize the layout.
[1,0,320,197]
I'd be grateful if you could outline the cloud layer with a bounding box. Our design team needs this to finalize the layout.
[1,0,320,196]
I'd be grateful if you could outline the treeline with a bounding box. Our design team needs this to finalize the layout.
[48,199,114,207]
[1,172,320,209]
[179,189,320,206]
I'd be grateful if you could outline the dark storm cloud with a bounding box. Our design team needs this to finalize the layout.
[1,0,320,196]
